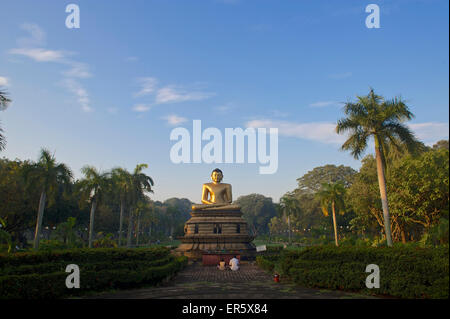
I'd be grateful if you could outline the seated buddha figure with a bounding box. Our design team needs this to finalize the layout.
[192,169,240,211]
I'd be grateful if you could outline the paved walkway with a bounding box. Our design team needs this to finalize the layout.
[87,262,375,299]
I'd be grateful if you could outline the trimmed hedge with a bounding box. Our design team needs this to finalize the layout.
[0,247,169,267]
[0,248,188,299]
[256,245,449,299]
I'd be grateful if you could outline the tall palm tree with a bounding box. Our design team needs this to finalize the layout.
[336,89,419,246]
[0,88,12,151]
[315,182,346,247]
[78,166,110,248]
[279,193,299,245]
[25,148,73,250]
[111,167,132,247]
[134,199,152,246]
[126,164,154,248]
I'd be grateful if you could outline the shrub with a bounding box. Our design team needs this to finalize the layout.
[257,245,449,299]
[0,247,187,299]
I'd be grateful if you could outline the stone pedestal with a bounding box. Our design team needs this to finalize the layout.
[176,207,256,260]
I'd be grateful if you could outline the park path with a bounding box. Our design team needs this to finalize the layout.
[87,262,375,299]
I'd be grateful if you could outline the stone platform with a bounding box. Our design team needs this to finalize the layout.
[175,207,256,260]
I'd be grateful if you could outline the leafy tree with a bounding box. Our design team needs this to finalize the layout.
[0,217,12,253]
[55,217,77,245]
[78,166,110,248]
[315,182,346,246]
[0,88,11,151]
[235,194,277,236]
[388,148,449,232]
[25,149,73,250]
[433,139,449,150]
[0,159,36,240]
[336,89,419,246]
[296,164,356,193]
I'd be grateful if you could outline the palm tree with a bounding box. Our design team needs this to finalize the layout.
[25,148,73,250]
[134,199,152,246]
[126,164,154,248]
[0,88,12,151]
[78,166,110,248]
[0,217,12,253]
[336,89,419,246]
[315,182,346,247]
[111,168,132,247]
[279,193,299,245]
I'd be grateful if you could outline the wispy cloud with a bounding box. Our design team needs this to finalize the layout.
[16,23,46,47]
[61,78,92,113]
[246,119,347,144]
[309,101,342,108]
[134,77,214,105]
[328,72,352,79]
[0,76,9,87]
[9,23,93,112]
[309,101,341,108]
[215,102,235,114]
[132,104,152,112]
[245,119,449,147]
[155,86,214,104]
[408,122,449,145]
[9,48,66,62]
[134,77,158,97]
[162,114,188,126]
[63,62,92,78]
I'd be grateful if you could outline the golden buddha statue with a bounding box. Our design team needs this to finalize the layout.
[192,169,240,211]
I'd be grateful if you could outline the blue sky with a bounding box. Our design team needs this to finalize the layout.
[0,0,448,203]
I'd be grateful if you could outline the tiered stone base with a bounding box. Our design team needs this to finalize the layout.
[175,207,256,260]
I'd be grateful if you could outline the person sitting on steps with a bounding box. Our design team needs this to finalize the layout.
[229,255,239,271]
[217,258,226,271]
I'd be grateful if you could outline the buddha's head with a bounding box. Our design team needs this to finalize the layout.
[211,168,223,183]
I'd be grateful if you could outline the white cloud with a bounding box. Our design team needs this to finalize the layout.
[9,23,94,112]
[0,76,9,87]
[245,119,449,147]
[246,119,347,144]
[215,102,235,114]
[61,79,92,113]
[134,77,158,97]
[17,23,46,47]
[408,122,449,145]
[9,48,66,62]
[63,62,92,78]
[309,101,341,108]
[155,86,214,104]
[163,114,188,126]
[132,104,152,112]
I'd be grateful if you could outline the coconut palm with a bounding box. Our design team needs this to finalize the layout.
[336,89,419,246]
[279,193,300,245]
[315,182,346,247]
[25,148,73,250]
[0,88,12,151]
[78,166,110,248]
[134,199,152,246]
[111,167,132,247]
[126,164,154,248]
